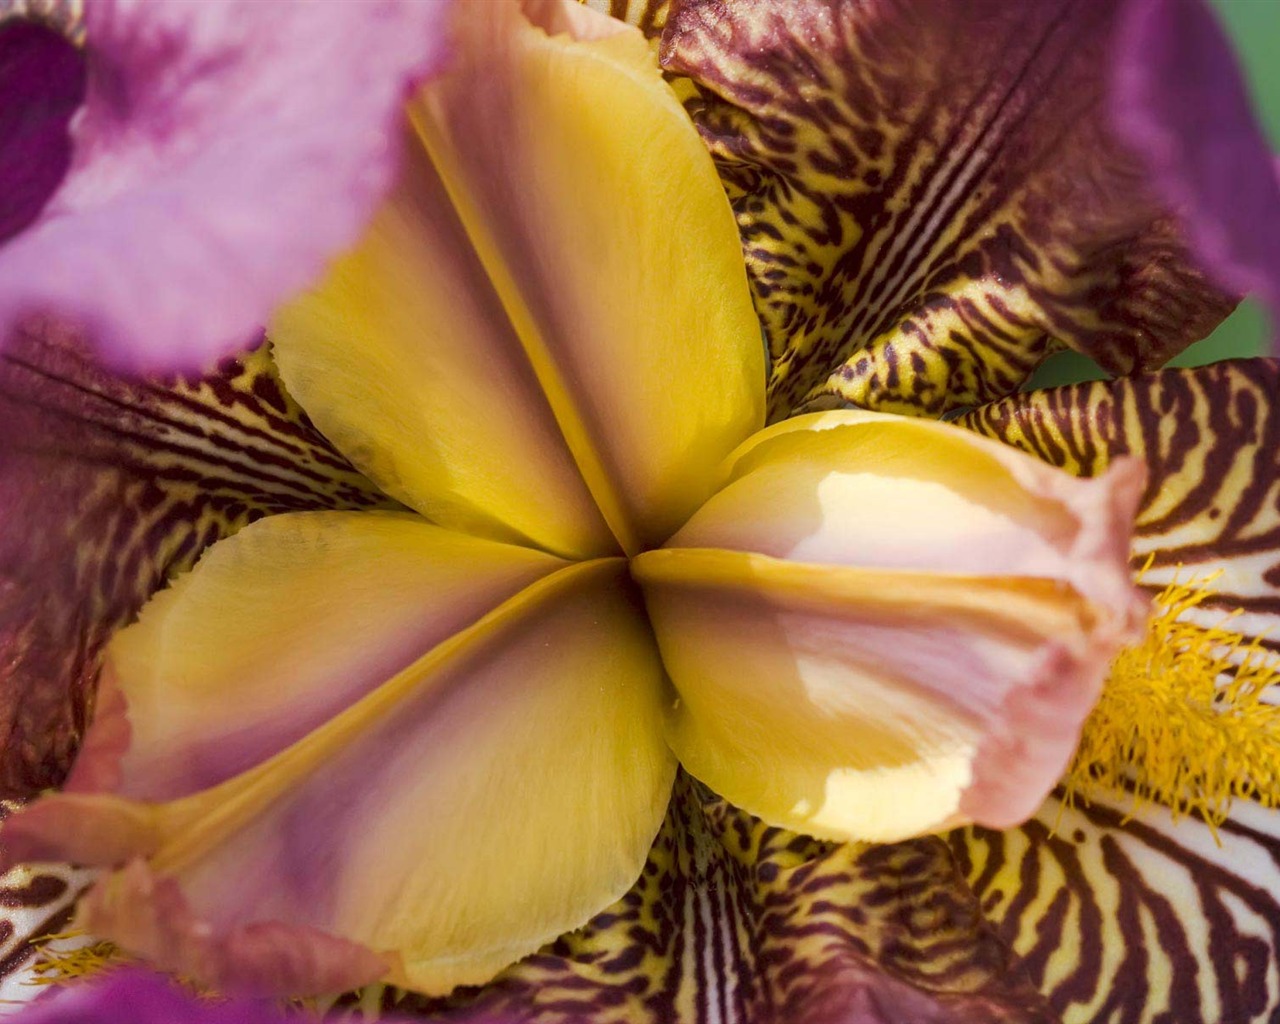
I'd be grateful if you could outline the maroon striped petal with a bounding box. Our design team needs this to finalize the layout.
[384,774,1052,1024]
[0,325,386,804]
[635,0,1255,418]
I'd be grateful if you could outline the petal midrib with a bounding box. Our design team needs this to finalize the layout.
[409,110,643,558]
[150,555,633,875]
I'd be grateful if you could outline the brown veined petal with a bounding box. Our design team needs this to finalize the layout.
[407,0,764,553]
[653,0,1236,420]
[632,412,1145,843]
[1,558,676,998]
[957,360,1280,654]
[100,510,567,800]
[953,789,1280,1024]
[389,772,1052,1024]
[0,325,386,802]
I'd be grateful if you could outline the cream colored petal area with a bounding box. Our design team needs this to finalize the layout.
[674,411,1146,618]
[411,0,764,552]
[100,510,566,802]
[633,548,1136,843]
[19,560,675,997]
[270,132,615,561]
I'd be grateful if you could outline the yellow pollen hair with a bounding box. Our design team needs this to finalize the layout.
[1065,565,1280,830]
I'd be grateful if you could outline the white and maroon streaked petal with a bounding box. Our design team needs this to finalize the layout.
[959,360,1280,657]
[96,510,566,801]
[633,412,1145,842]
[408,0,764,551]
[3,560,676,998]
[0,0,449,371]
[0,329,386,802]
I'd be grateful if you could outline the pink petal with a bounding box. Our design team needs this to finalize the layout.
[0,0,450,371]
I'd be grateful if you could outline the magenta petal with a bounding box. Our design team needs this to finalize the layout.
[0,20,84,243]
[1112,0,1280,328]
[0,0,450,371]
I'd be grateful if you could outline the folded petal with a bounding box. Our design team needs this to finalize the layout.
[958,360,1280,654]
[269,125,614,560]
[0,0,448,371]
[402,773,1050,1024]
[633,412,1145,842]
[4,559,676,998]
[656,0,1244,418]
[0,327,385,801]
[409,0,764,551]
[955,790,1280,1024]
[100,510,567,800]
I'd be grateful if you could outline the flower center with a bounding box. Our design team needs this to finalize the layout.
[0,16,85,243]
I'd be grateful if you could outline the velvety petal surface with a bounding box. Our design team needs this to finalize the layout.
[99,510,565,800]
[0,0,448,370]
[1113,0,1280,325]
[643,0,1240,419]
[408,0,764,552]
[0,327,385,803]
[3,560,676,998]
[958,360,1280,654]
[955,790,1280,1024]
[0,16,84,242]
[633,412,1146,843]
[396,773,1051,1024]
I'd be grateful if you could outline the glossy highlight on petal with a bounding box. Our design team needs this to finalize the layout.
[0,0,450,370]
[635,413,1146,842]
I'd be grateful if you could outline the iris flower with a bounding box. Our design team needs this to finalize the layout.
[0,2,1277,1024]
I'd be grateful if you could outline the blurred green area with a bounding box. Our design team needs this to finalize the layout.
[1028,0,1278,390]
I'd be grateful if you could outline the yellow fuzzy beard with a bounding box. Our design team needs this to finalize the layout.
[1065,570,1280,829]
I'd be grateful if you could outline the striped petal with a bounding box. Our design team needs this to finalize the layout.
[645,0,1250,419]
[954,791,1280,1024]
[396,774,1050,1024]
[2,558,676,998]
[957,360,1280,653]
[632,412,1146,843]
[0,327,385,803]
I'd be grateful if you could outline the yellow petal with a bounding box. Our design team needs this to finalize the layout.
[408,0,764,552]
[6,560,676,997]
[632,411,1146,842]
[103,510,566,800]
[269,133,614,560]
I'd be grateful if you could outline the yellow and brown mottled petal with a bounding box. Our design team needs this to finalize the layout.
[953,790,1280,1024]
[385,773,1051,1024]
[0,324,387,802]
[957,360,1280,654]
[654,0,1234,420]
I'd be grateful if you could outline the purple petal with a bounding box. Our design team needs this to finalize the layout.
[13,970,310,1024]
[0,18,84,242]
[1112,0,1280,333]
[0,0,450,371]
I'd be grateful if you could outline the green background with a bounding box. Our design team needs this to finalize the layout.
[1028,0,1279,389]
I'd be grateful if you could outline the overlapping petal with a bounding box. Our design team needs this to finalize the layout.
[958,360,1280,652]
[0,0,449,370]
[633,413,1146,843]
[605,0,1262,419]
[3,558,676,998]
[409,0,763,551]
[100,511,566,800]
